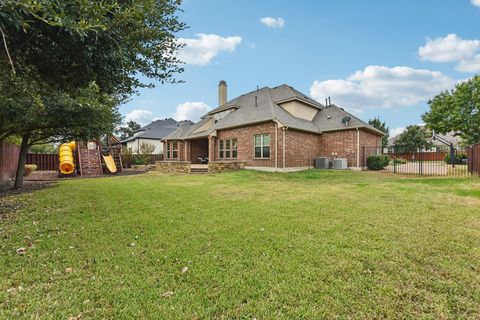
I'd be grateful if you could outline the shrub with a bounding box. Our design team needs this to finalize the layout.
[392,159,407,164]
[132,156,145,165]
[121,147,133,168]
[24,164,37,176]
[367,155,390,170]
[444,153,467,165]
[138,142,155,165]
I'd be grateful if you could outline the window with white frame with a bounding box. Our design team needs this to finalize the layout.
[219,138,237,159]
[254,134,270,158]
[172,141,178,159]
[166,141,178,159]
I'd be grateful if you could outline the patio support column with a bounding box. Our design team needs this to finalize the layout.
[184,141,189,162]
[208,136,215,162]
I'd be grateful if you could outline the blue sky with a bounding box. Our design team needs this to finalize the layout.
[120,0,480,136]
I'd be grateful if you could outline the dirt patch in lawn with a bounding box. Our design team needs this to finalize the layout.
[0,180,55,197]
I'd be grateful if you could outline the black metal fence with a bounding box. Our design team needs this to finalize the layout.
[361,146,473,177]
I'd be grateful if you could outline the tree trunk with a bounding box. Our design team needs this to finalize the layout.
[13,132,30,189]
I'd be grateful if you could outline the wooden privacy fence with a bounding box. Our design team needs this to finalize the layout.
[467,143,480,175]
[26,153,59,171]
[0,142,20,180]
[388,151,447,162]
[26,152,163,171]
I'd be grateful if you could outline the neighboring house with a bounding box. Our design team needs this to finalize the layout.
[387,126,462,149]
[161,81,383,171]
[121,118,193,154]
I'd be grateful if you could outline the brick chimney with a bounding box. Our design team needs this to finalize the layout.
[218,80,227,106]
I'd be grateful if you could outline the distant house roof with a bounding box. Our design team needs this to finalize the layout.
[163,84,383,140]
[387,126,462,147]
[121,118,193,143]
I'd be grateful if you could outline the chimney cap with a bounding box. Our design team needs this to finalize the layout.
[218,80,227,86]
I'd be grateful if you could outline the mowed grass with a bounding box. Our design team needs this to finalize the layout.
[1,170,479,319]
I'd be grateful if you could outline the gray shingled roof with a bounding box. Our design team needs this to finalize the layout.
[164,84,383,140]
[121,118,193,142]
[387,126,462,147]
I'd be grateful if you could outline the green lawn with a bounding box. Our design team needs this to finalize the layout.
[1,170,479,319]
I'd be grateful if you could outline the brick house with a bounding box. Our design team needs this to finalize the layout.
[161,81,383,172]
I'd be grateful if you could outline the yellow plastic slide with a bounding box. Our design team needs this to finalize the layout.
[102,155,117,173]
[59,141,76,175]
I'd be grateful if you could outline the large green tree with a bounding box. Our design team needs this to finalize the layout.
[422,75,480,145]
[368,117,389,147]
[394,125,433,153]
[0,0,186,187]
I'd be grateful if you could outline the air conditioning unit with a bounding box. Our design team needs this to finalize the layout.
[333,158,348,170]
[314,157,329,169]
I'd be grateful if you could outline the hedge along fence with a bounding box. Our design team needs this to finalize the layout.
[121,154,163,168]
[0,142,20,180]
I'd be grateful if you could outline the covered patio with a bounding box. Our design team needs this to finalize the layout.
[188,138,209,164]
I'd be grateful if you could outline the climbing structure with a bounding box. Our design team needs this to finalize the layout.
[105,136,123,173]
[77,141,103,176]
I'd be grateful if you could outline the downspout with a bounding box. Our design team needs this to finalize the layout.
[282,127,288,172]
[275,122,278,171]
[356,128,360,168]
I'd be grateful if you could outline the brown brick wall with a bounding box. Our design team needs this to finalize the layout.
[215,122,278,167]
[284,129,321,168]
[359,130,381,148]
[164,125,382,169]
[319,129,381,167]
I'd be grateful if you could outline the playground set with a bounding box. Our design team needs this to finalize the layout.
[58,137,123,177]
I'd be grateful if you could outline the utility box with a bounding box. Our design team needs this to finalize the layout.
[314,157,329,169]
[333,158,348,170]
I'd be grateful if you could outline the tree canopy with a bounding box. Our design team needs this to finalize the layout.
[0,0,186,99]
[368,117,389,147]
[422,75,480,146]
[116,120,141,140]
[394,125,432,153]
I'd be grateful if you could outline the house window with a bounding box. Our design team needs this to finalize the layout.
[232,139,238,158]
[166,141,178,159]
[219,140,224,159]
[254,134,270,159]
[219,138,237,159]
[172,141,178,159]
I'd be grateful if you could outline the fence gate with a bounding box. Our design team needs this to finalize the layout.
[361,145,474,177]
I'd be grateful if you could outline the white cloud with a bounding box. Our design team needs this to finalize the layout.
[472,0,480,7]
[456,54,480,72]
[260,17,285,28]
[418,34,480,73]
[419,34,480,62]
[390,127,406,137]
[125,109,154,126]
[176,34,242,66]
[173,101,211,121]
[310,65,455,113]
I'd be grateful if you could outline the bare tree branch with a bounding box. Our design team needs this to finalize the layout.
[0,26,16,74]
